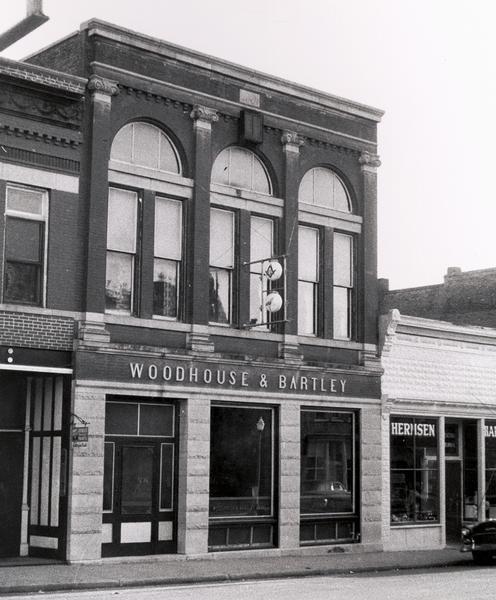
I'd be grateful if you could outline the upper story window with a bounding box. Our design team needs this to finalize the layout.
[110,122,182,175]
[106,122,186,319]
[211,147,272,195]
[297,166,356,341]
[209,208,235,324]
[250,216,275,329]
[105,188,138,313]
[298,226,319,336]
[153,197,183,318]
[3,185,48,306]
[299,167,351,213]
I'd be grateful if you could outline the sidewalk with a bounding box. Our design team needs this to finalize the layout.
[0,547,472,595]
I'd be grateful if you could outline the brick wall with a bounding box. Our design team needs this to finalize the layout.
[381,267,496,328]
[0,311,75,350]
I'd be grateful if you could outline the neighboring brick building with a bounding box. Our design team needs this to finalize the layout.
[380,266,496,328]
[0,19,383,562]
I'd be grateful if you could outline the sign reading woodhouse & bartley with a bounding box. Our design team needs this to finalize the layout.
[76,352,380,398]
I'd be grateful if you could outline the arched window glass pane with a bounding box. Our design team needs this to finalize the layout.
[110,122,181,175]
[212,147,271,195]
[133,122,159,168]
[111,125,133,163]
[299,167,351,213]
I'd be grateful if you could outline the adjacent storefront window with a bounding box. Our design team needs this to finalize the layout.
[210,405,273,517]
[301,411,354,514]
[209,405,275,550]
[390,416,439,524]
[485,420,496,519]
[300,410,358,545]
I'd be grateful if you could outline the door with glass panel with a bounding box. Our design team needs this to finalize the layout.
[102,399,177,557]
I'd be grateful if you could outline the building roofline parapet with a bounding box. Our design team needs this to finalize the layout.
[80,19,383,123]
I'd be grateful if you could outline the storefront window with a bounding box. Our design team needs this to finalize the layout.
[209,405,273,518]
[390,416,439,524]
[301,411,354,515]
[463,422,478,521]
[485,420,496,519]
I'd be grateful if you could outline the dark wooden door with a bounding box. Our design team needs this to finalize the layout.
[445,461,462,545]
[0,432,24,557]
[102,438,177,557]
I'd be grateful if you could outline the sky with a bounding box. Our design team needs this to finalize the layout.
[2,0,495,290]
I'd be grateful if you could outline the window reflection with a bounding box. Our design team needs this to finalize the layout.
[301,411,354,515]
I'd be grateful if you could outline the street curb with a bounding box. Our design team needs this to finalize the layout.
[0,558,474,594]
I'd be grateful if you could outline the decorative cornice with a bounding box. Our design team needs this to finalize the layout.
[359,151,381,170]
[281,130,305,149]
[0,57,86,96]
[379,309,401,355]
[0,123,81,148]
[87,75,119,97]
[190,105,219,124]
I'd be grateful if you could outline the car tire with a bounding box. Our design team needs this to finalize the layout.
[472,550,493,565]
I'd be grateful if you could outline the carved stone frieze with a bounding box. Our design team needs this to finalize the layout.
[0,86,83,125]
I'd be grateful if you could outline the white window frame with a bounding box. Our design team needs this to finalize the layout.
[153,196,183,321]
[3,184,49,307]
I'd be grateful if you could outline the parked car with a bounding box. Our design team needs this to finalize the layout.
[300,481,352,513]
[461,520,496,564]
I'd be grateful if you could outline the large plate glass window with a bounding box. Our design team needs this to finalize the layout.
[300,410,358,545]
[106,188,138,314]
[153,197,182,318]
[390,416,439,524]
[3,185,48,305]
[209,405,276,550]
[298,226,319,335]
[209,208,235,324]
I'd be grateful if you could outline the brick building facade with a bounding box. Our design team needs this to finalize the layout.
[0,20,383,561]
[380,266,496,328]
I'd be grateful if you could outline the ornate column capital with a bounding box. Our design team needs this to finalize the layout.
[190,105,219,131]
[87,75,119,102]
[359,151,381,172]
[281,130,305,153]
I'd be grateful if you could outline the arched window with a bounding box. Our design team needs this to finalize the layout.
[298,167,351,213]
[211,146,272,195]
[110,122,181,175]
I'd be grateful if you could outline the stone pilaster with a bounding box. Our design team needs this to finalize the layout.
[280,131,304,355]
[186,106,218,338]
[358,151,381,347]
[278,402,300,549]
[82,75,119,316]
[66,386,106,562]
[360,405,383,548]
[177,397,210,554]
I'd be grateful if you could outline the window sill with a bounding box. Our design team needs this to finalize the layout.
[390,522,441,528]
